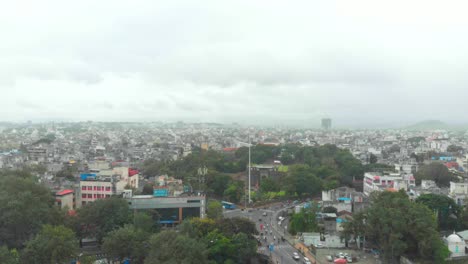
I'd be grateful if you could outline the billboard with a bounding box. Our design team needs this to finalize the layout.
[154,189,168,197]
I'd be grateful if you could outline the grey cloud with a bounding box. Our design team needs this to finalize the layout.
[1,0,468,126]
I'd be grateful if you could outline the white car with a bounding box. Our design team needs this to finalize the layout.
[303,257,312,264]
[293,252,300,260]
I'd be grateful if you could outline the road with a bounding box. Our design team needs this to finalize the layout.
[224,205,304,264]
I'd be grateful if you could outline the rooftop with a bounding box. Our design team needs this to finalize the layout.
[56,189,74,196]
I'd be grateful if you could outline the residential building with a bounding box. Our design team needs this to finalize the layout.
[449,181,468,206]
[78,167,139,207]
[55,189,75,211]
[363,172,415,196]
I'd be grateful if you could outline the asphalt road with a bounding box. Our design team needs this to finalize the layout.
[224,206,304,264]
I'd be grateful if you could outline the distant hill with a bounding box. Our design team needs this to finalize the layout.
[404,120,450,130]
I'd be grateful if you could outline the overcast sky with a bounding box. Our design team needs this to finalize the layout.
[1,0,468,127]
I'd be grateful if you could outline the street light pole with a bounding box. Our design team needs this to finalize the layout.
[248,136,251,204]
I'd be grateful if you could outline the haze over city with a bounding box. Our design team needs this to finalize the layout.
[2,0,468,127]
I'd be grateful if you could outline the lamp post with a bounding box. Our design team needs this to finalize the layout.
[248,136,251,204]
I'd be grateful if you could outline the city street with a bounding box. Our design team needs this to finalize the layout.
[224,205,303,264]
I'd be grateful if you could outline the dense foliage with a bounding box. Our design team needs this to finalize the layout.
[0,173,62,248]
[416,194,461,231]
[141,144,364,202]
[344,191,450,263]
[415,162,455,187]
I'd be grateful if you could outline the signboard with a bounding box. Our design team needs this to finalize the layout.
[154,189,168,197]
[80,173,97,181]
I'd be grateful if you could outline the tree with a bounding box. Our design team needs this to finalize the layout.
[259,177,280,193]
[145,231,208,264]
[289,204,319,235]
[344,191,449,263]
[206,174,231,197]
[447,145,464,153]
[369,153,378,164]
[416,194,461,231]
[0,246,19,264]
[0,176,61,248]
[215,217,258,238]
[102,225,149,264]
[223,181,244,203]
[142,183,154,195]
[77,197,131,243]
[415,162,454,187]
[134,211,158,233]
[21,225,78,264]
[207,200,223,220]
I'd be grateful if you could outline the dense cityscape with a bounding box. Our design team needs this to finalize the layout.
[3,1,468,264]
[1,120,468,263]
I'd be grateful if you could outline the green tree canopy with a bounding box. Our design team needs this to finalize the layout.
[21,225,78,264]
[344,191,450,263]
[207,200,223,220]
[415,193,461,231]
[77,197,131,243]
[289,204,320,235]
[145,231,208,264]
[0,175,61,248]
[0,246,19,264]
[415,162,454,187]
[102,225,149,264]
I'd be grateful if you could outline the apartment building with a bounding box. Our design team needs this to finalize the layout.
[363,172,416,196]
[78,167,139,207]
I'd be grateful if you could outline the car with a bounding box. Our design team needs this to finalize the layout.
[292,252,300,260]
[262,212,267,216]
[346,256,353,263]
[303,257,311,264]
[314,243,324,248]
[326,255,334,262]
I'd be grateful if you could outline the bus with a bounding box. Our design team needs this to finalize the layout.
[221,201,236,209]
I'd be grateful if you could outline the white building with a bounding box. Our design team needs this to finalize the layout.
[449,181,468,206]
[445,233,466,258]
[363,172,415,196]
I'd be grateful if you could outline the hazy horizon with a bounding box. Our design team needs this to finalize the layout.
[2,1,468,127]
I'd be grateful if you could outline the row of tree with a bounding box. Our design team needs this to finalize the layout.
[0,170,259,264]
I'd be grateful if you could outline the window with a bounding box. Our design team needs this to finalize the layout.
[93,194,97,198]
[106,194,110,198]
[94,186,97,191]
[97,194,101,198]
[87,194,92,198]
[97,186,101,191]
[82,186,86,190]
[105,187,111,192]
[87,186,92,191]
[82,194,86,198]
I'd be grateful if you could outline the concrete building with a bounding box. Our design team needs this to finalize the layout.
[78,167,139,207]
[449,181,468,206]
[363,172,415,196]
[124,190,206,226]
[321,118,332,130]
[55,189,75,211]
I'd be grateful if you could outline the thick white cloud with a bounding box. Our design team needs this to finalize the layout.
[1,0,468,127]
